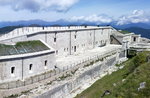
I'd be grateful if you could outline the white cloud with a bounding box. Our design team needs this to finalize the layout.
[0,0,79,12]
[117,10,150,25]
[69,14,113,24]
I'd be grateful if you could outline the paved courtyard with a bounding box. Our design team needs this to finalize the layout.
[56,44,122,69]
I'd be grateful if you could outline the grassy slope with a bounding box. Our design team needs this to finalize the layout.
[75,52,150,98]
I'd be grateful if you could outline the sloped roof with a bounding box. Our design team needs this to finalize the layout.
[0,40,50,56]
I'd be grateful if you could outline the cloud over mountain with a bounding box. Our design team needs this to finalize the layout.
[0,0,79,12]
[68,10,150,25]
[69,14,113,24]
[117,10,150,25]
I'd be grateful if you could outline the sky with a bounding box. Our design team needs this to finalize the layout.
[0,0,150,25]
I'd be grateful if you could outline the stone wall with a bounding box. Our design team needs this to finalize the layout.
[0,48,122,97]
[0,52,55,83]
[0,26,112,57]
[36,55,118,98]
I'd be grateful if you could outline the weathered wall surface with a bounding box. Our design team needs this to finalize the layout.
[0,52,55,83]
[0,26,112,57]
[35,55,117,98]
[27,28,111,57]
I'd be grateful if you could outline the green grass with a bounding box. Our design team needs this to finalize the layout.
[0,40,49,56]
[75,51,150,98]
[119,30,131,34]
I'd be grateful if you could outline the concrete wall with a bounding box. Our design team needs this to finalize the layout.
[0,26,112,57]
[27,28,111,57]
[36,55,118,98]
[0,52,55,83]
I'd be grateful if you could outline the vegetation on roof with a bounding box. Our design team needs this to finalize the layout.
[75,51,150,98]
[0,40,49,56]
[119,30,131,34]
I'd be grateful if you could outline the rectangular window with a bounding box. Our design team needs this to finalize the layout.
[56,50,58,55]
[74,35,76,39]
[133,37,136,42]
[11,67,15,74]
[29,64,33,70]
[74,46,76,52]
[54,37,56,42]
[45,60,47,66]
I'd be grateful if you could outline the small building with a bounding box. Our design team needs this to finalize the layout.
[0,40,56,83]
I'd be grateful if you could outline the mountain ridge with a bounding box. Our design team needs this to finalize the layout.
[0,20,150,39]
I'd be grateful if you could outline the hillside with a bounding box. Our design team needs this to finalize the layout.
[0,25,41,34]
[124,27,150,39]
[0,26,22,34]
[75,51,150,98]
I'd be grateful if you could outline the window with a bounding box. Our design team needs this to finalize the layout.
[74,35,76,39]
[29,64,33,70]
[11,67,15,74]
[133,37,136,42]
[74,46,76,52]
[75,32,77,39]
[54,37,56,42]
[56,50,58,55]
[54,33,57,42]
[45,60,47,66]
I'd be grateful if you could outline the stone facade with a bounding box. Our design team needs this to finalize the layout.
[0,41,56,83]
[0,26,112,57]
[0,26,112,84]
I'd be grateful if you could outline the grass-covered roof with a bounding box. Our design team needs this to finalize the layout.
[0,40,49,56]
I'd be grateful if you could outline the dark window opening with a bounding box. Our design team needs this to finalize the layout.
[56,50,58,55]
[74,46,76,52]
[75,32,77,39]
[11,67,15,74]
[133,37,136,42]
[45,60,47,66]
[54,38,56,42]
[29,64,33,70]
[75,35,76,39]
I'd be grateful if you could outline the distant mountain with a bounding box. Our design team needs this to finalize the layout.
[0,26,23,34]
[113,23,150,29]
[0,20,51,28]
[123,27,150,39]
[0,19,150,39]
[0,19,150,29]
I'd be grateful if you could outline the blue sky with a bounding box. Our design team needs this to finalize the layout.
[0,0,150,25]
